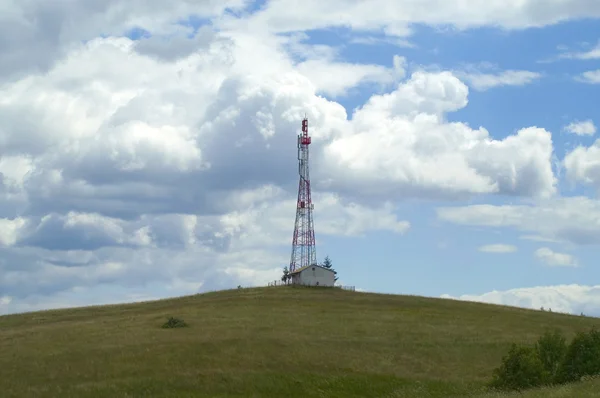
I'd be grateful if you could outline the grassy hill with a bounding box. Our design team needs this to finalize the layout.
[1,286,599,397]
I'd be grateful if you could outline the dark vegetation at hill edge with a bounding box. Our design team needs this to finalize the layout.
[490,327,600,392]
[0,286,599,397]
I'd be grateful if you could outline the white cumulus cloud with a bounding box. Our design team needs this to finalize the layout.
[437,197,600,246]
[443,284,600,316]
[234,0,600,38]
[478,244,517,253]
[559,41,600,60]
[534,247,578,267]
[576,70,600,84]
[321,72,556,201]
[457,70,542,91]
[564,120,596,136]
[564,139,600,191]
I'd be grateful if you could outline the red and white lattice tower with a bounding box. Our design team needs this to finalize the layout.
[289,117,316,272]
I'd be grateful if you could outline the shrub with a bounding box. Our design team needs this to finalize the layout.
[535,329,567,382]
[489,343,549,391]
[556,328,600,383]
[162,316,188,329]
[490,327,600,392]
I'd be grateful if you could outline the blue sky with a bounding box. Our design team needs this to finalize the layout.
[1,0,600,316]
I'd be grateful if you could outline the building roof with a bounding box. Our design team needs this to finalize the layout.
[289,264,335,275]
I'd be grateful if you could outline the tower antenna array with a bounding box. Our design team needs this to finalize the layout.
[289,117,316,272]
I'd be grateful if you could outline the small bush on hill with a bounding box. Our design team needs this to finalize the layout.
[162,316,187,329]
[556,328,600,383]
[489,344,549,391]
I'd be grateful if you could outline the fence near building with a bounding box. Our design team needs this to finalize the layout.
[266,281,355,291]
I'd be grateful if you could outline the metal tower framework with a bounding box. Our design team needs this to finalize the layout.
[289,117,316,272]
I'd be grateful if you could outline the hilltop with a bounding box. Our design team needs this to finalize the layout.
[1,287,598,397]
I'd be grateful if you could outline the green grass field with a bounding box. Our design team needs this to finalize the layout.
[1,286,599,397]
[477,376,600,397]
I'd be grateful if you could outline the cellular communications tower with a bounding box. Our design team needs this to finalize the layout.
[289,117,316,273]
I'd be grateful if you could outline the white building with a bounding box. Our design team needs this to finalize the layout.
[289,264,336,287]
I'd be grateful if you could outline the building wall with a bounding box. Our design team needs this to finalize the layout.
[291,274,301,285]
[298,266,335,287]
